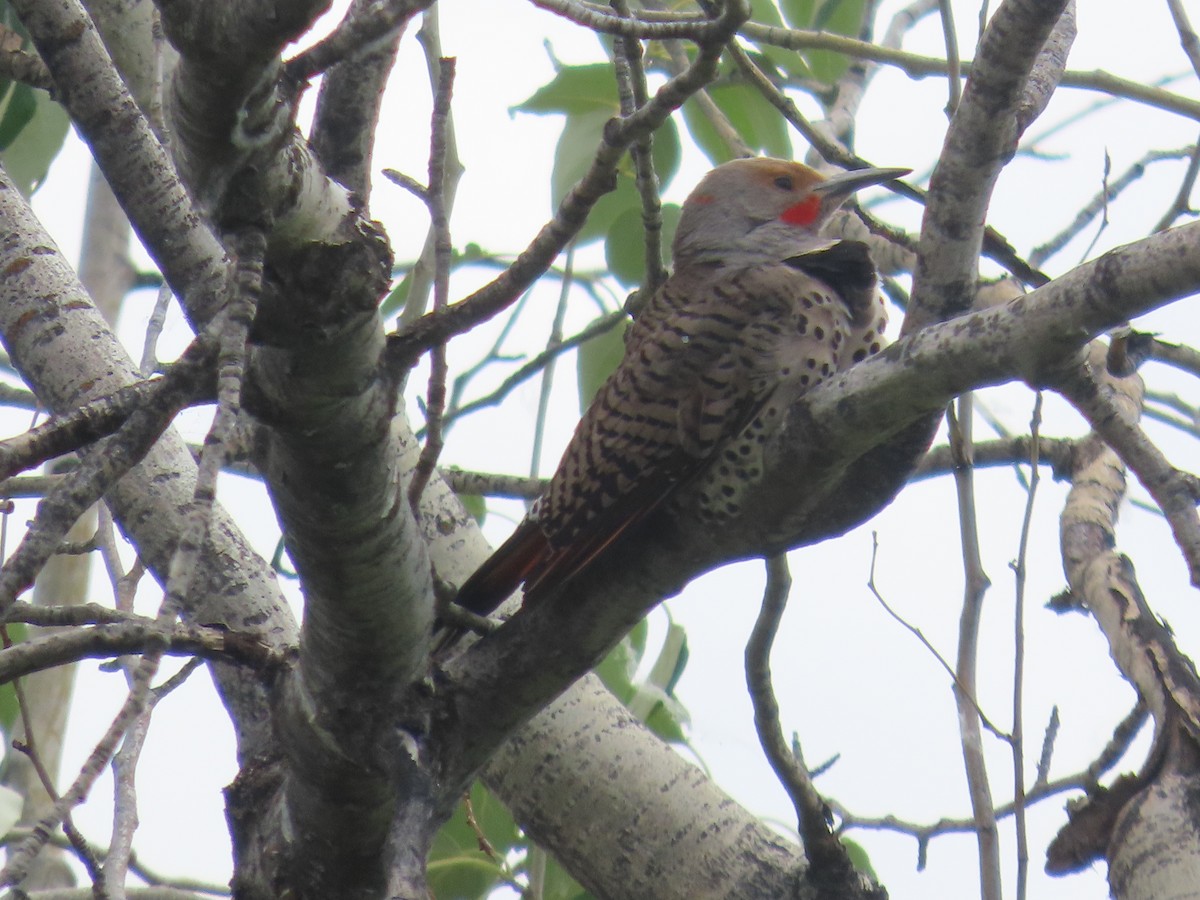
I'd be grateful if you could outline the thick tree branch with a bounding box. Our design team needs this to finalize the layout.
[0,161,294,764]
[0,342,216,482]
[0,620,280,683]
[438,219,1200,787]
[307,0,409,196]
[905,0,1073,333]
[1056,356,1200,585]
[13,0,228,325]
[481,676,819,900]
[1051,342,1200,886]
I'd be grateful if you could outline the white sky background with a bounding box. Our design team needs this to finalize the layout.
[22,0,1200,898]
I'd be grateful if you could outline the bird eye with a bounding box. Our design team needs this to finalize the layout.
[773,175,794,191]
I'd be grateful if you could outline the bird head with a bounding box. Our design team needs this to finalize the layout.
[672,158,909,265]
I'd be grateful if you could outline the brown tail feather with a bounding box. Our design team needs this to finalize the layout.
[453,519,550,618]
[433,521,550,655]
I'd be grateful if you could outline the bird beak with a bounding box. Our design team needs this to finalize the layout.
[811,166,910,198]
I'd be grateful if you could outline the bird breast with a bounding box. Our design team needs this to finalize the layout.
[535,258,880,542]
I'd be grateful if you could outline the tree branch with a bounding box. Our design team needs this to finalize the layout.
[438,217,1200,790]
[905,0,1073,333]
[13,0,228,325]
[386,0,750,365]
[746,556,867,890]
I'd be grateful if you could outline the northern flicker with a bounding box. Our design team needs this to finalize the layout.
[450,157,908,627]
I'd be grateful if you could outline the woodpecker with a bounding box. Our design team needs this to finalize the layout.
[451,158,908,627]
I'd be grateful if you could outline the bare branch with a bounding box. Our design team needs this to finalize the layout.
[1031,145,1197,267]
[1008,393,1044,900]
[746,556,862,884]
[13,0,228,325]
[285,0,428,81]
[611,0,667,295]
[0,621,278,687]
[409,56,457,512]
[948,396,1002,900]
[386,0,751,365]
[0,341,216,483]
[906,0,1073,333]
[434,311,626,437]
[0,24,53,90]
[1167,0,1200,81]
[1055,341,1200,585]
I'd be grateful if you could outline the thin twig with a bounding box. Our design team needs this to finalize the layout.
[1031,706,1060,791]
[284,0,432,81]
[1152,134,1200,232]
[529,244,575,497]
[1030,145,1196,267]
[0,620,279,682]
[611,0,667,295]
[947,396,1002,900]
[409,56,457,513]
[867,534,1007,738]
[746,555,848,875]
[441,468,547,501]
[1151,337,1200,378]
[0,339,217,483]
[140,284,175,377]
[1008,393,1043,900]
[834,700,1146,860]
[1167,0,1200,81]
[0,228,260,881]
[5,623,107,890]
[386,0,749,367]
[398,10,466,326]
[913,435,1076,482]
[427,311,626,439]
[936,0,961,114]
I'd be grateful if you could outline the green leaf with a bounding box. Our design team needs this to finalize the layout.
[0,87,69,196]
[518,63,682,253]
[381,270,412,320]
[381,243,491,320]
[841,837,877,879]
[458,493,487,527]
[682,79,792,164]
[779,0,869,84]
[551,113,680,225]
[750,0,786,27]
[780,0,814,27]
[647,620,688,697]
[743,0,815,79]
[0,623,24,736]
[550,109,612,209]
[514,63,618,117]
[429,782,522,899]
[626,612,648,660]
[593,616,647,704]
[604,202,682,289]
[538,854,594,900]
[0,81,36,150]
[642,689,690,743]
[626,621,690,742]
[576,314,628,412]
[648,114,682,192]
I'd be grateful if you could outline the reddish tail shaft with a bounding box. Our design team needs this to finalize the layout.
[452,520,549,618]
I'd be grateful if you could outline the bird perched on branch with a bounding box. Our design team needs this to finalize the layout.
[450,157,908,631]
